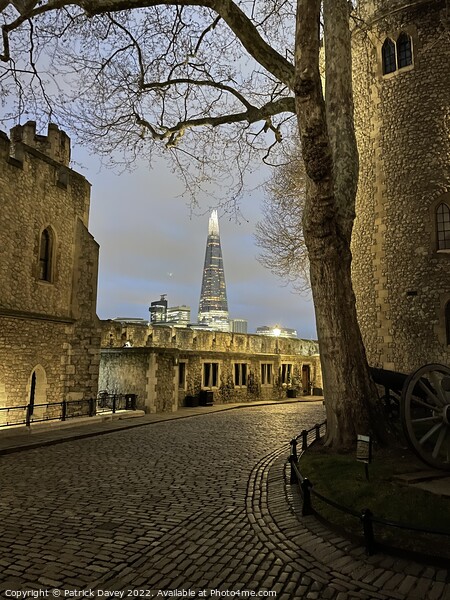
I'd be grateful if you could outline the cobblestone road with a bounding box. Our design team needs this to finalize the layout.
[0,403,448,600]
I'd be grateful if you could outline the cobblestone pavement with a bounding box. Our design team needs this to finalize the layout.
[0,402,449,600]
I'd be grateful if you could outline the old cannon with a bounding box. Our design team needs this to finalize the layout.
[370,364,450,471]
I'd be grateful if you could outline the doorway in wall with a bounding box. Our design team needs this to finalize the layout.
[302,365,311,394]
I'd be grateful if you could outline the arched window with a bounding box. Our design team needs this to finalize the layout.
[436,203,450,250]
[397,32,413,69]
[445,302,450,346]
[381,33,413,75]
[39,227,53,281]
[382,38,396,75]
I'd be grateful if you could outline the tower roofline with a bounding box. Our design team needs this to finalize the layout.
[208,209,220,235]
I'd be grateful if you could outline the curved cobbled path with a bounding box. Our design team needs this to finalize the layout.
[0,402,448,600]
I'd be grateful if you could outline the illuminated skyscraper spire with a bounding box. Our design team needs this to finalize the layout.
[198,210,229,331]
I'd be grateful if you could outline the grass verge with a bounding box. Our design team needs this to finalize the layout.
[298,441,450,559]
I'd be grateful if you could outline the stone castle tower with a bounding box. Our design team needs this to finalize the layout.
[0,121,101,414]
[351,0,450,373]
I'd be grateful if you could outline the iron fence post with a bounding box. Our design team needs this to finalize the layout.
[61,400,67,421]
[290,438,298,460]
[361,508,376,555]
[301,478,313,516]
[289,439,299,484]
[112,395,117,414]
[288,455,298,484]
[26,405,31,427]
[89,397,96,417]
[301,430,308,451]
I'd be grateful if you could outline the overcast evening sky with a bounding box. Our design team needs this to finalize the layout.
[73,146,317,339]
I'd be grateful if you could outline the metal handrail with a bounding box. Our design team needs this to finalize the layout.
[0,393,138,429]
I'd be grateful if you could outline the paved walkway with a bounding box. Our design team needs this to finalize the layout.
[0,401,448,600]
[0,398,322,455]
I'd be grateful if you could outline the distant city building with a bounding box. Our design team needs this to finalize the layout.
[256,326,298,339]
[166,305,191,327]
[229,319,248,334]
[198,210,230,332]
[149,294,168,324]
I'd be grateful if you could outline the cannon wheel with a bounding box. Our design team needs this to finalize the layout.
[401,363,450,471]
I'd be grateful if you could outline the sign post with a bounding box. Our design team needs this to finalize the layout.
[356,434,372,481]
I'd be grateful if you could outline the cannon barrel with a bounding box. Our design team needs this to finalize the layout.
[369,367,408,394]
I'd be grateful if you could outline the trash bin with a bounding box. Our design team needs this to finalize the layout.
[185,395,199,407]
[199,390,214,406]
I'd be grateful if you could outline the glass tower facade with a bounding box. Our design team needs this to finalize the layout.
[198,210,229,331]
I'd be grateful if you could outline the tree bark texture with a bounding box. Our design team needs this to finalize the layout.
[295,0,385,448]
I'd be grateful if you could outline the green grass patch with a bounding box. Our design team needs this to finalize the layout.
[299,442,450,558]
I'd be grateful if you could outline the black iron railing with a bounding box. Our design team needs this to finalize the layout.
[288,421,450,556]
[0,393,138,429]
[97,392,137,414]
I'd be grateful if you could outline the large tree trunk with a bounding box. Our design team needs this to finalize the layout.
[295,0,386,449]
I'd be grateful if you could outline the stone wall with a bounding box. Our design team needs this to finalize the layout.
[99,322,322,413]
[0,122,101,415]
[102,321,320,357]
[351,0,450,372]
[355,0,430,22]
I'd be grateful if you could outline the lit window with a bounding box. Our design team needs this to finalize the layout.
[397,32,413,69]
[436,203,450,250]
[234,363,248,387]
[203,362,219,388]
[261,363,273,385]
[382,38,396,74]
[39,228,53,281]
[281,364,293,385]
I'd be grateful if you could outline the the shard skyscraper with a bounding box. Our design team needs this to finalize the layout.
[198,210,230,331]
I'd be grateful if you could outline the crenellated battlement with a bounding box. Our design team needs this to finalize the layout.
[0,119,92,245]
[6,121,71,166]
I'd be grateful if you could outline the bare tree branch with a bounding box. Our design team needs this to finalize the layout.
[134,95,294,146]
[2,0,295,88]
